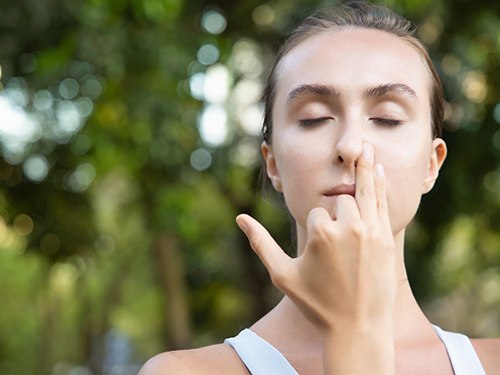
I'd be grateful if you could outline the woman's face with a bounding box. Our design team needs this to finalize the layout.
[263,27,446,236]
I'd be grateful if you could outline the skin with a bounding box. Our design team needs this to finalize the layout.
[139,27,500,375]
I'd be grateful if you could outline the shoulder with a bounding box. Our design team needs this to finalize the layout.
[472,338,500,374]
[138,343,249,375]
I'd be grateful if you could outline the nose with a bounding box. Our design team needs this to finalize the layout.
[334,124,363,167]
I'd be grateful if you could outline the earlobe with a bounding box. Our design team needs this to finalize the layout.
[423,138,447,193]
[261,141,282,192]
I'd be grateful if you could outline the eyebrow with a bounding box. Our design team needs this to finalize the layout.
[364,83,417,100]
[286,84,339,106]
[286,82,417,106]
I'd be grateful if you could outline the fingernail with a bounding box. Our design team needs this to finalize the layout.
[375,163,385,177]
[363,143,373,161]
[236,216,247,233]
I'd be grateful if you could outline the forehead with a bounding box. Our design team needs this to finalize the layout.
[275,27,431,104]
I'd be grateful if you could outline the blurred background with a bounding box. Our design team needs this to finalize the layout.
[0,0,499,374]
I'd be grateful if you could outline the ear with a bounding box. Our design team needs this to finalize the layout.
[261,141,282,192]
[422,138,447,194]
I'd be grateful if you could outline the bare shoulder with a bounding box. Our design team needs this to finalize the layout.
[472,337,500,375]
[138,343,249,375]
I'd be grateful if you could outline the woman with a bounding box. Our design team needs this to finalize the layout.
[140,2,500,374]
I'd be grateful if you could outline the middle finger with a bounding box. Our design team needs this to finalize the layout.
[355,143,377,223]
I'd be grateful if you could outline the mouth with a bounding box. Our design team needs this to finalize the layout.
[323,184,356,197]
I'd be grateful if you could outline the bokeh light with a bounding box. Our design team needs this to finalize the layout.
[190,148,212,171]
[201,9,227,35]
[197,44,220,66]
[198,104,228,147]
[23,154,50,182]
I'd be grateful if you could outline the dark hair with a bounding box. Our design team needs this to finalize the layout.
[261,1,444,143]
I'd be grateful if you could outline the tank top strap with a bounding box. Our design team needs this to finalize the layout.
[432,325,486,375]
[224,329,299,375]
[226,326,486,374]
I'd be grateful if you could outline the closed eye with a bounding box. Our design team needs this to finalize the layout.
[370,118,404,127]
[298,117,333,127]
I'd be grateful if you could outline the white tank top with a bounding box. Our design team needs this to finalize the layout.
[225,325,486,375]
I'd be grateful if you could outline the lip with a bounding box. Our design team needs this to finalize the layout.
[323,184,356,197]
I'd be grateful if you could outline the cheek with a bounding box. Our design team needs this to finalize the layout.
[382,149,429,232]
[275,131,330,181]
[274,136,329,223]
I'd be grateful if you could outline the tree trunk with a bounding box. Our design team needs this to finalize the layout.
[153,232,192,349]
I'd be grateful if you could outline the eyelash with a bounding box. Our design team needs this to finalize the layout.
[298,117,404,128]
[370,118,404,127]
[298,117,332,127]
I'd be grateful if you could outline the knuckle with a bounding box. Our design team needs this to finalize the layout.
[359,185,374,197]
[375,179,386,191]
[310,221,335,243]
[348,221,365,237]
[249,235,261,251]
[377,199,387,211]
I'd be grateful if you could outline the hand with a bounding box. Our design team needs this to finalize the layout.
[236,143,396,333]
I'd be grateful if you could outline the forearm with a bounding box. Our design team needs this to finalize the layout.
[323,322,394,375]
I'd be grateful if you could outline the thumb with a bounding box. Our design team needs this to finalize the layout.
[236,214,291,279]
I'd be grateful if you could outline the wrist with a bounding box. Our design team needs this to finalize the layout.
[323,320,395,375]
[324,310,394,337]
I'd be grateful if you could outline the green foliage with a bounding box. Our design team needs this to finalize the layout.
[0,247,47,375]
